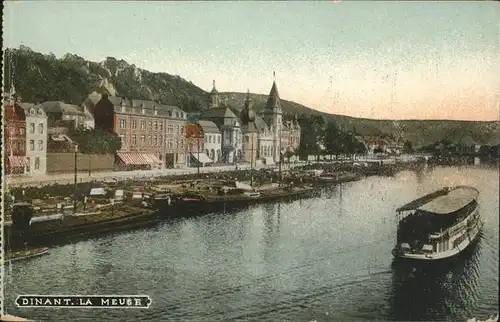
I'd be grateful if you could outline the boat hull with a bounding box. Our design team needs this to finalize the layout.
[6,247,50,262]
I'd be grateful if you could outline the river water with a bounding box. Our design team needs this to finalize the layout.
[4,166,499,321]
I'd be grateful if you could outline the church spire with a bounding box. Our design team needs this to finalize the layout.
[245,88,252,102]
[210,79,219,108]
[265,72,281,112]
[241,88,255,125]
[211,79,218,94]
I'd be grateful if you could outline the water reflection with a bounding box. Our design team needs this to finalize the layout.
[389,235,483,321]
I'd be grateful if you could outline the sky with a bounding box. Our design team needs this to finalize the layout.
[4,1,500,121]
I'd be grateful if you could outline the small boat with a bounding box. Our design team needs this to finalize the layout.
[5,247,50,262]
[392,186,482,261]
[243,191,261,198]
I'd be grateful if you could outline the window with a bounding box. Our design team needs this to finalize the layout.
[168,140,173,149]
[132,120,137,129]
[29,140,35,151]
[34,157,40,170]
[180,139,184,149]
[37,123,44,134]
[175,125,179,134]
[119,119,126,129]
[159,135,163,147]
[148,136,152,146]
[37,140,43,151]
[19,128,25,135]
[132,135,137,146]
[153,136,157,146]
[140,135,145,146]
[159,122,163,131]
[217,136,221,144]
[148,122,152,130]
[168,125,173,134]
[141,121,146,130]
[29,123,35,134]
[181,126,184,135]
[154,122,158,130]
[175,111,179,118]
[209,136,212,143]
[120,135,126,148]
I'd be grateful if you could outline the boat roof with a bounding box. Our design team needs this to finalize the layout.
[396,186,479,215]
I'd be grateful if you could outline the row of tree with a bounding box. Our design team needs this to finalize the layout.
[293,115,367,159]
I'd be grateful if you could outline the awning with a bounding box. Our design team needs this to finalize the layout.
[191,152,213,164]
[117,152,147,165]
[117,152,163,166]
[9,156,29,168]
[142,153,162,165]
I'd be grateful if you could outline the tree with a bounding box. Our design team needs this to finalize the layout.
[297,115,321,161]
[402,140,414,154]
[69,126,122,154]
[373,146,384,154]
[324,120,341,159]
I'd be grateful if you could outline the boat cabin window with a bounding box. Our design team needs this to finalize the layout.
[422,244,433,253]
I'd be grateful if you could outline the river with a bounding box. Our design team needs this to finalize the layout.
[4,166,499,321]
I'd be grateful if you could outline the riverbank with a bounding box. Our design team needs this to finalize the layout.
[3,158,428,248]
[4,172,360,248]
[5,204,159,249]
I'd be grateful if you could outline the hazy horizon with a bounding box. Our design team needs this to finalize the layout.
[4,1,500,121]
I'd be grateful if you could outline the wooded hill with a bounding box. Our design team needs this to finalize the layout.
[4,46,499,148]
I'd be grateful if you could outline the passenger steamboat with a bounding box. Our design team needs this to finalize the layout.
[392,186,482,260]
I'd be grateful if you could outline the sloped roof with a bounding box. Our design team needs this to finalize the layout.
[107,96,185,119]
[185,123,203,138]
[201,107,237,119]
[264,81,282,112]
[38,101,85,116]
[18,102,37,111]
[241,122,259,133]
[197,120,220,133]
[254,116,269,132]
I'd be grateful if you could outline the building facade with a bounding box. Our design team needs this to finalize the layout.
[199,76,300,165]
[185,123,211,167]
[23,103,49,176]
[4,100,28,174]
[92,94,188,169]
[164,109,188,168]
[197,120,222,163]
[200,80,243,164]
[262,79,284,163]
[240,91,259,165]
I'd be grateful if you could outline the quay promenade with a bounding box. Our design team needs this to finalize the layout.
[6,163,280,187]
[5,155,427,188]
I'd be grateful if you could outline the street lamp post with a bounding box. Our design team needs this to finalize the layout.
[197,135,201,176]
[250,134,254,187]
[73,144,78,214]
